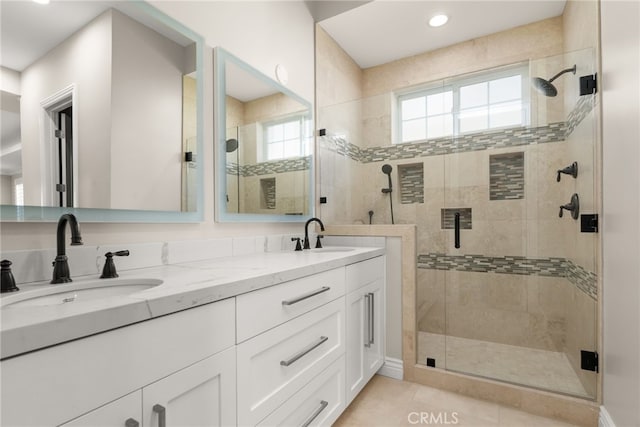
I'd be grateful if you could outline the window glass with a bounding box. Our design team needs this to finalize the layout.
[396,65,528,143]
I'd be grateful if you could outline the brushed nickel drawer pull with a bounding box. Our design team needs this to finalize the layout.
[282,286,331,306]
[280,336,329,367]
[364,293,371,348]
[300,400,329,427]
[369,292,375,345]
[153,404,166,427]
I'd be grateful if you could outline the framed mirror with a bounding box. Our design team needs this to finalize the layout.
[0,1,204,222]
[215,48,314,222]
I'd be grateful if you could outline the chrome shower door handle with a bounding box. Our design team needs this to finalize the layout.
[153,404,166,427]
[454,212,461,249]
[300,400,329,427]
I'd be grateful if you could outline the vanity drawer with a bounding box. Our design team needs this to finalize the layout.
[236,298,345,426]
[345,256,385,293]
[258,355,346,427]
[236,267,345,342]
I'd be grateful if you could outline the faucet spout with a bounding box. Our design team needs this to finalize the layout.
[303,218,325,250]
[51,213,83,284]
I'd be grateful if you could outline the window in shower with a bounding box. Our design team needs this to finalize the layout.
[397,63,529,143]
[261,115,312,161]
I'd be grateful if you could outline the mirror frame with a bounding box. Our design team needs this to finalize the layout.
[0,1,204,223]
[214,47,314,223]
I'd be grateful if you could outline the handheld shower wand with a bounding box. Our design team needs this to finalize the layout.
[381,164,395,224]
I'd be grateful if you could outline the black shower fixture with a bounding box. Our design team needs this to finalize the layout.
[532,64,577,97]
[381,164,395,224]
[226,138,238,153]
[557,161,578,182]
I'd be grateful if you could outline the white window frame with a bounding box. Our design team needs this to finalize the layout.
[396,63,530,144]
[260,114,311,162]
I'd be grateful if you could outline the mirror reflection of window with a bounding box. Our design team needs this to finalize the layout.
[262,115,312,161]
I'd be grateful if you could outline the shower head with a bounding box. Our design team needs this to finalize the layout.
[381,164,393,175]
[532,64,577,97]
[226,138,238,153]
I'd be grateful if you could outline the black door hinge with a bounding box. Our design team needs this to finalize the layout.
[581,350,599,372]
[580,74,597,96]
[581,214,599,233]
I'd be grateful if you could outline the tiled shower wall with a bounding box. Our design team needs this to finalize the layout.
[316,3,599,398]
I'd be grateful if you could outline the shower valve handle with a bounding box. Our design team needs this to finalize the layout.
[556,162,578,182]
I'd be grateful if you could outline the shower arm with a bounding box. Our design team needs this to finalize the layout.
[548,66,577,83]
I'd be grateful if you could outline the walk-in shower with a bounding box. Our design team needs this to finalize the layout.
[318,47,599,400]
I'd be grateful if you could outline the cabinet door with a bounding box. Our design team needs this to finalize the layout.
[363,279,385,380]
[59,391,141,427]
[345,289,367,404]
[142,346,236,427]
[345,278,385,404]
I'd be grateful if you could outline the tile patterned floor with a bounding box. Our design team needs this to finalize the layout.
[417,332,590,398]
[334,375,584,427]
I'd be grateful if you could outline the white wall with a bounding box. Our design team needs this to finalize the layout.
[0,67,21,94]
[0,2,315,251]
[110,9,184,211]
[601,1,640,426]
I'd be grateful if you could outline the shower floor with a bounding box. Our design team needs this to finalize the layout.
[418,332,590,398]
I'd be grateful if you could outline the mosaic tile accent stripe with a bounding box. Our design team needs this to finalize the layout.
[225,156,311,177]
[441,208,472,229]
[321,99,593,165]
[490,152,525,200]
[260,178,276,209]
[566,95,595,137]
[398,163,424,204]
[417,253,597,300]
[566,260,598,300]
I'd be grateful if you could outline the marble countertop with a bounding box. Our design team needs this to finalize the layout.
[0,246,384,360]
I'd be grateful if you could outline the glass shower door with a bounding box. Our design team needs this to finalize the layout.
[438,49,598,399]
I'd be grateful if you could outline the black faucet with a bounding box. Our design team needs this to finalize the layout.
[51,213,83,284]
[100,250,130,279]
[303,217,325,250]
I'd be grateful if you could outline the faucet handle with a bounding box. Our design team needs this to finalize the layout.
[100,250,130,279]
[291,238,303,252]
[1,260,19,293]
[315,235,324,249]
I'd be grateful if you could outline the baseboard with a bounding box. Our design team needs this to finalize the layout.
[599,406,616,427]
[377,357,403,380]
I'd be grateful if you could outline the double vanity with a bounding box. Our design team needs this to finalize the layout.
[1,246,386,427]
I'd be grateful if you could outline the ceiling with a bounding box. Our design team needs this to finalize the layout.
[0,0,193,73]
[319,0,567,69]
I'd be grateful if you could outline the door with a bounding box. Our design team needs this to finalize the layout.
[345,278,384,404]
[56,106,73,207]
[142,347,236,427]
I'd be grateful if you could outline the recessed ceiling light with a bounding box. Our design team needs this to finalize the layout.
[33,0,50,4]
[428,14,449,28]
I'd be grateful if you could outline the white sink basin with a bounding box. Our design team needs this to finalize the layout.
[1,278,163,309]
[310,247,356,253]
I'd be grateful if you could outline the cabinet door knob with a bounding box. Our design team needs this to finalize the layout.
[125,419,140,427]
[153,404,166,427]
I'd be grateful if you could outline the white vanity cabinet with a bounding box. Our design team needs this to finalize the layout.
[1,298,236,427]
[345,257,386,404]
[236,267,347,426]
